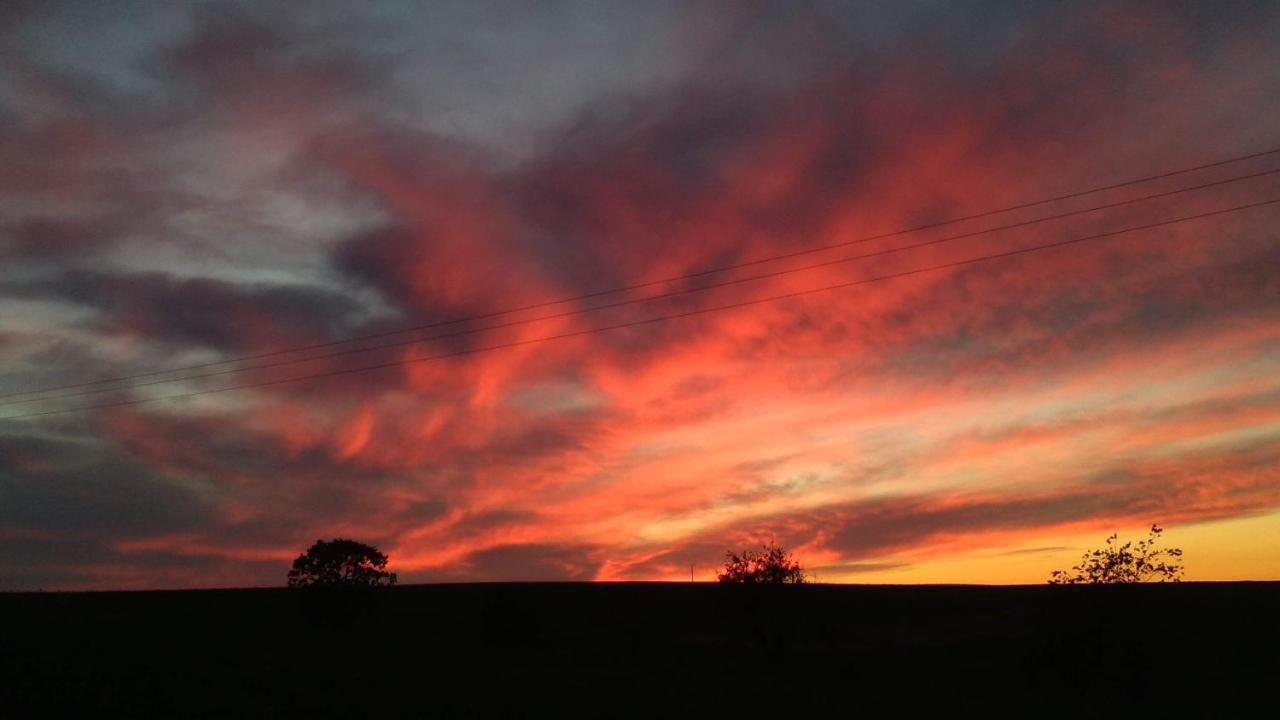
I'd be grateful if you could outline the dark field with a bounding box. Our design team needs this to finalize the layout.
[3,582,1276,716]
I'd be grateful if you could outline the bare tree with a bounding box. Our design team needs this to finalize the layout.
[1048,524,1183,584]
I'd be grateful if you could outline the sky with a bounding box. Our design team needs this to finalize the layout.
[1,1,1279,590]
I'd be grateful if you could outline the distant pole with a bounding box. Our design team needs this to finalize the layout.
[690,564,695,583]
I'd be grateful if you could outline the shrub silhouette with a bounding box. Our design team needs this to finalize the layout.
[287,538,397,588]
[1048,524,1183,584]
[718,542,807,584]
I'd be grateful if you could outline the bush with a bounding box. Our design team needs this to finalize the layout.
[1048,524,1183,584]
[717,542,807,584]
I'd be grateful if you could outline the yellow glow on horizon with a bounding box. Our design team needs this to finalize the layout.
[815,510,1280,584]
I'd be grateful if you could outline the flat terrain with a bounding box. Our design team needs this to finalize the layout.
[3,582,1276,716]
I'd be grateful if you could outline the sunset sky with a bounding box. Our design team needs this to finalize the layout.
[2,1,1279,590]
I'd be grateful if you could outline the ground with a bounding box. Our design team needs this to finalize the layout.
[3,582,1276,716]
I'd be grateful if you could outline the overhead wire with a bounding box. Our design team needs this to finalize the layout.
[3,165,1277,408]
[4,196,1275,421]
[4,145,1278,402]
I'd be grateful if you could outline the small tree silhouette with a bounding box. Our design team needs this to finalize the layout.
[1048,524,1183,584]
[718,542,807,584]
[287,538,397,588]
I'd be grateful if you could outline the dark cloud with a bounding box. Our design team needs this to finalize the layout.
[447,510,542,539]
[0,433,212,538]
[11,270,367,353]
[516,82,876,294]
[995,546,1070,557]
[824,495,1106,557]
[811,561,911,575]
[614,539,738,581]
[332,223,508,330]
[815,458,1280,558]
[437,543,602,582]
[2,217,116,261]
[0,535,286,590]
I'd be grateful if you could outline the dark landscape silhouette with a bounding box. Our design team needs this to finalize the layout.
[5,529,1277,715]
[3,580,1276,716]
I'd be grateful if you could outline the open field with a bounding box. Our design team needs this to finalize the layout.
[3,582,1276,716]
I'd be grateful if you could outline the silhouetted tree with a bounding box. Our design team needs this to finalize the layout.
[718,542,807,584]
[1048,524,1183,584]
[287,538,397,588]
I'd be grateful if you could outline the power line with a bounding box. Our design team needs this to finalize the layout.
[4,166,1277,408]
[4,196,1274,421]
[4,145,1278,402]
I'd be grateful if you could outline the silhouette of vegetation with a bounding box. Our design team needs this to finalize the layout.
[718,542,807,584]
[1048,524,1183,584]
[9,583,1277,715]
[287,538,397,588]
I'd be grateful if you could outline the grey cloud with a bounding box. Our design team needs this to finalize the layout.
[424,542,601,583]
[995,546,1071,557]
[9,270,367,354]
[810,561,911,575]
[0,433,213,538]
